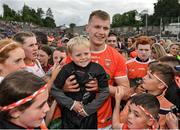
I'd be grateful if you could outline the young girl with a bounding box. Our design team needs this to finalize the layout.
[0,70,50,129]
[52,46,67,65]
[0,39,26,82]
[13,31,45,77]
[52,36,109,128]
[38,45,52,73]
[113,91,160,129]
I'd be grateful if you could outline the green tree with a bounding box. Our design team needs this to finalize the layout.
[112,10,139,27]
[37,8,44,18]
[1,4,57,27]
[112,13,122,27]
[43,17,56,27]
[3,4,17,21]
[69,23,76,33]
[22,5,34,23]
[43,8,56,27]
[46,8,53,19]
[36,8,44,26]
[153,0,180,25]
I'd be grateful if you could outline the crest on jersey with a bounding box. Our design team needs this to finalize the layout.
[104,58,111,68]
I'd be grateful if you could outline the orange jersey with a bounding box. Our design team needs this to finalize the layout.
[157,95,174,129]
[126,58,151,79]
[91,45,127,128]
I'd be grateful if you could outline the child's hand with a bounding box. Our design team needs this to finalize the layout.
[135,84,146,93]
[165,112,178,129]
[78,107,88,117]
[115,86,125,103]
[72,101,83,113]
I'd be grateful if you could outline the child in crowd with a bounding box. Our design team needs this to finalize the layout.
[52,36,109,128]
[158,56,180,112]
[13,31,45,78]
[38,45,52,73]
[52,46,67,65]
[0,39,26,82]
[115,63,178,129]
[13,31,61,92]
[142,63,177,129]
[0,70,50,129]
[113,92,160,129]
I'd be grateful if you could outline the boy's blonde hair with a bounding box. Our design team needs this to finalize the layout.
[67,36,90,54]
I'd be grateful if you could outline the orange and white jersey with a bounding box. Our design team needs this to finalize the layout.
[91,45,127,128]
[25,60,45,78]
[157,95,174,129]
[126,58,151,79]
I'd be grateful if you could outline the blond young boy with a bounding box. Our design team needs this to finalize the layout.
[52,36,109,128]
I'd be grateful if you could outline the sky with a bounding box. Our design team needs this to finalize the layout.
[0,0,157,26]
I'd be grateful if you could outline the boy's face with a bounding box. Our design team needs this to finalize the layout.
[12,89,50,128]
[136,44,151,61]
[142,71,165,94]
[127,103,150,129]
[70,45,91,67]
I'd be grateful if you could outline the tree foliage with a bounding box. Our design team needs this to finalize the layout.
[46,8,53,19]
[112,0,180,27]
[69,23,76,29]
[112,10,141,27]
[1,4,56,27]
[43,17,56,27]
[153,0,180,25]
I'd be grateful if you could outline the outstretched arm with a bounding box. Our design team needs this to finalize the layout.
[112,86,125,129]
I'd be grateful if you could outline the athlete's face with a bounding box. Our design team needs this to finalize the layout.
[86,16,110,47]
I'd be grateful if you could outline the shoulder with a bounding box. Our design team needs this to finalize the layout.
[126,58,136,64]
[106,46,123,56]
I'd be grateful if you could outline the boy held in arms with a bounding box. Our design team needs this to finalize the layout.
[52,36,109,128]
[113,91,160,129]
